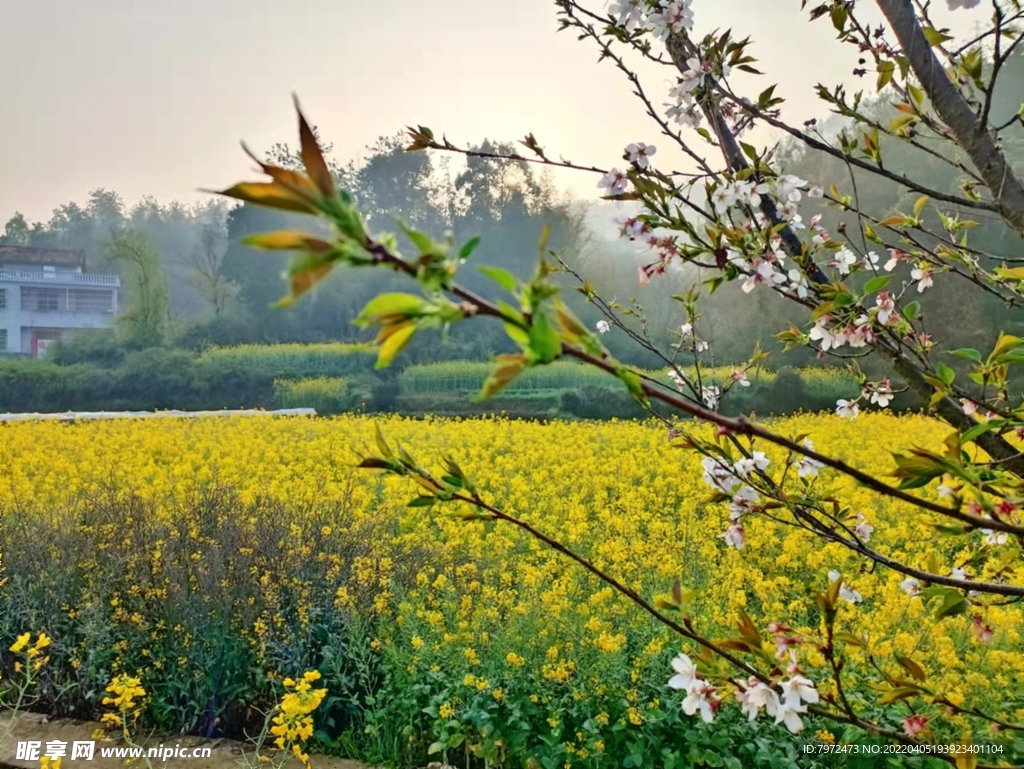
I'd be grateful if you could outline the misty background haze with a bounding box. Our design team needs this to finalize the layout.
[0,0,983,221]
[0,0,1015,418]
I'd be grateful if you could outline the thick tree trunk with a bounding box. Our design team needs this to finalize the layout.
[876,0,1024,236]
[662,25,1024,478]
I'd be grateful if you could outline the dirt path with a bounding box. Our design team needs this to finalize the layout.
[0,712,372,769]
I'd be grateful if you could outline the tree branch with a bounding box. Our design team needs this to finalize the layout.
[876,0,1024,235]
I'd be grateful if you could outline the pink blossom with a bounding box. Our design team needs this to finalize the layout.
[971,615,993,643]
[902,714,929,738]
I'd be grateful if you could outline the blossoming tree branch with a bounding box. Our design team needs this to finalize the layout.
[213,0,1024,761]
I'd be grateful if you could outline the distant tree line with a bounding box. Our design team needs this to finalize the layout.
[1,42,1021,411]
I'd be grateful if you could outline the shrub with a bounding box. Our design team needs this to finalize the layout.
[560,386,648,420]
[394,392,560,419]
[48,330,126,368]
[399,361,615,394]
[273,377,352,414]
[199,343,372,380]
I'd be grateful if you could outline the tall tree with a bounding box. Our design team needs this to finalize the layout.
[105,228,171,348]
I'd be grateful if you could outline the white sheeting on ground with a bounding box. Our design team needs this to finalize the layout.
[0,408,318,422]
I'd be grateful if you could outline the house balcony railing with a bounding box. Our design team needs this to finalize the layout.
[0,269,120,287]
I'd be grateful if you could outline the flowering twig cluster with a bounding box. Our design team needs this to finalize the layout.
[209,0,1024,747]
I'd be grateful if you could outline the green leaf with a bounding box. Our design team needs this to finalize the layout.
[427,742,444,755]
[477,354,528,401]
[921,586,969,618]
[479,266,518,292]
[356,457,393,470]
[907,83,925,106]
[214,182,318,214]
[876,61,895,91]
[396,220,436,255]
[913,195,929,218]
[528,314,562,364]
[948,347,981,361]
[830,3,848,33]
[961,419,1006,444]
[903,300,921,320]
[355,293,427,326]
[376,322,417,368]
[923,27,954,46]
[835,632,865,647]
[994,265,1024,281]
[832,291,856,309]
[892,451,949,485]
[757,84,777,107]
[992,333,1023,358]
[896,655,927,682]
[374,424,393,457]
[407,496,436,508]
[863,275,891,294]
[458,236,482,260]
[503,322,531,349]
[242,230,332,251]
[879,686,921,704]
[936,362,955,386]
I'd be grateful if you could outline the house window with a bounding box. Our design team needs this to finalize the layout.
[69,288,115,313]
[37,290,58,311]
[0,329,7,351]
[0,289,6,309]
[21,287,60,311]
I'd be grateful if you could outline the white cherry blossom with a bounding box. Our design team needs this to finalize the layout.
[982,528,1008,545]
[867,378,894,407]
[773,175,808,203]
[911,264,934,292]
[736,678,780,722]
[795,439,824,478]
[731,368,750,387]
[734,451,770,479]
[722,522,746,550]
[608,0,645,30]
[830,247,858,275]
[701,456,742,494]
[742,259,786,293]
[598,168,629,195]
[646,0,694,40]
[667,652,698,692]
[702,385,720,409]
[875,292,895,324]
[828,570,864,604]
[836,399,859,419]
[852,513,874,542]
[625,142,657,169]
[787,269,809,299]
[711,184,739,213]
[809,317,840,351]
[900,577,922,596]
[596,320,610,334]
[682,683,718,723]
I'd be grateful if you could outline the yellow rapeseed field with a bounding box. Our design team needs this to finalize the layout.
[1,412,1021,760]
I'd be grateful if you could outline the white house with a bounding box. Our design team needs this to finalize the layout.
[0,246,120,356]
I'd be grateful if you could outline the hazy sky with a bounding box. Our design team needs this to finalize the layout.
[0,0,982,225]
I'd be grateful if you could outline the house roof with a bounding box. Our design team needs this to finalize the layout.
[0,246,86,268]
